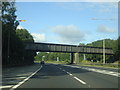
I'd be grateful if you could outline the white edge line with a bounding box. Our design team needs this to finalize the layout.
[73,77,86,85]
[83,68,119,77]
[65,65,119,77]
[9,65,43,90]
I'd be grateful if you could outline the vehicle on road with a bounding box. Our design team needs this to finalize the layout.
[40,61,45,64]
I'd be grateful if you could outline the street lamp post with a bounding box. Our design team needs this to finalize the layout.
[91,18,112,64]
[91,17,116,64]
[7,28,10,63]
[103,39,105,64]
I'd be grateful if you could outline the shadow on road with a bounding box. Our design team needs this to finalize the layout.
[2,63,41,86]
[31,64,90,79]
[2,63,90,86]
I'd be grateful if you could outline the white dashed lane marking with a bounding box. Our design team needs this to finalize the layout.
[62,70,66,72]
[66,72,73,76]
[58,67,86,85]
[73,77,86,85]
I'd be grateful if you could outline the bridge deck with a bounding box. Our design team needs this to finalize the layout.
[25,42,113,55]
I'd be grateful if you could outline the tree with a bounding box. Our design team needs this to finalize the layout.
[34,52,70,63]
[16,29,34,42]
[16,29,36,64]
[2,1,20,66]
[85,39,118,63]
[112,37,120,63]
[34,52,49,62]
[2,1,35,66]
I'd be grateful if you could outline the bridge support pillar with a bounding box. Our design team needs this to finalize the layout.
[74,53,79,64]
[70,53,74,64]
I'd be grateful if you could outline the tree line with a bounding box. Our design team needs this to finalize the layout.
[85,38,119,63]
[2,1,36,67]
[35,52,70,63]
[35,38,120,64]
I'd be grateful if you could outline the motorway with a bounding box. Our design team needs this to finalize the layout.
[2,63,119,89]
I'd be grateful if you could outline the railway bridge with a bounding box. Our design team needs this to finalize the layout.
[25,42,113,64]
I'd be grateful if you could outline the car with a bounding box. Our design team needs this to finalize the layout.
[40,61,45,64]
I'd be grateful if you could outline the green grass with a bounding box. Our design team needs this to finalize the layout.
[34,60,119,69]
[78,60,119,69]
[34,60,40,63]
[78,64,119,69]
[46,60,67,64]
[34,60,67,64]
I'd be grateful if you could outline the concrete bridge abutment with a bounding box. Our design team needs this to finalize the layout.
[70,53,74,64]
[70,52,80,64]
[74,53,80,64]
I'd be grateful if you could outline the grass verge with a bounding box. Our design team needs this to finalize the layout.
[34,60,120,69]
[77,60,120,69]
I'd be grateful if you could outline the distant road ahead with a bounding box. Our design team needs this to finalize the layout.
[14,63,118,88]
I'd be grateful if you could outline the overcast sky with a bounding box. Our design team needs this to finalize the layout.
[16,1,118,45]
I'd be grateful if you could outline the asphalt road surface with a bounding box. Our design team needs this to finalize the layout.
[4,63,118,89]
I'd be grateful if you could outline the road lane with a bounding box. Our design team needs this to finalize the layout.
[2,63,42,89]
[17,64,88,88]
[3,63,119,89]
[58,64,118,88]
[10,65,43,90]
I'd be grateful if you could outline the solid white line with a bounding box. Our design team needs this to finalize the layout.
[9,65,43,90]
[73,77,86,84]
[74,66,120,77]
[83,68,120,77]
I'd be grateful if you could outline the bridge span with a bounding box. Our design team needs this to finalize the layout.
[25,42,113,64]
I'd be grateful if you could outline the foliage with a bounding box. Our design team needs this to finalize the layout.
[2,1,36,66]
[34,52,70,64]
[2,1,20,66]
[86,38,119,63]
[34,38,119,64]
[113,37,120,62]
[16,29,36,65]
[16,29,34,42]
